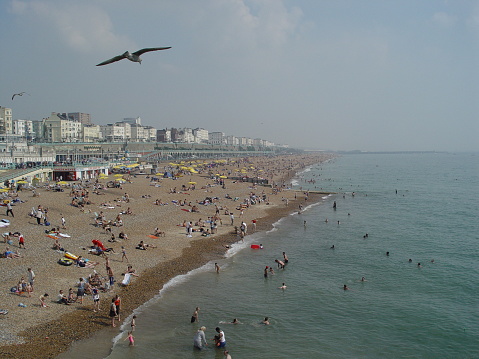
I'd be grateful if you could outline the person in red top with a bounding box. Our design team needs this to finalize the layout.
[114,295,121,322]
[18,234,26,249]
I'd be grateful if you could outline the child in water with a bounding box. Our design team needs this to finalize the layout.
[124,331,134,346]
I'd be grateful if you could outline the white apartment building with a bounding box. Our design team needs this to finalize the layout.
[115,122,132,140]
[193,128,209,144]
[144,126,157,142]
[44,113,82,142]
[209,131,226,145]
[225,135,239,146]
[13,119,34,139]
[179,128,195,143]
[238,137,253,146]
[130,124,148,142]
[100,124,126,142]
[82,124,102,142]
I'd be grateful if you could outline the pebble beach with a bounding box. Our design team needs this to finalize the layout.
[0,153,333,359]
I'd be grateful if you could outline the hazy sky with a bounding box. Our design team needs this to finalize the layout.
[1,0,478,151]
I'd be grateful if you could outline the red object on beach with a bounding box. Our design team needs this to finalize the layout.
[147,235,159,239]
[251,244,260,249]
[92,239,106,251]
[181,208,190,212]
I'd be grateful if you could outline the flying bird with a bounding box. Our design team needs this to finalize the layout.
[11,92,29,100]
[96,47,171,66]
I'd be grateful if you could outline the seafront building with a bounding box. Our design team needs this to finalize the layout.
[0,108,289,167]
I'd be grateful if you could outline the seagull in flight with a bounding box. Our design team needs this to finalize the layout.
[11,92,29,100]
[96,47,171,66]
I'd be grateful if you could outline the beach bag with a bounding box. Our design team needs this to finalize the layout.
[44,221,50,226]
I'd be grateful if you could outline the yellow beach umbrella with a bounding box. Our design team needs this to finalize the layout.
[219,175,227,179]
[114,174,124,177]
[57,181,68,185]
[17,180,28,184]
[0,188,9,193]
[188,181,197,184]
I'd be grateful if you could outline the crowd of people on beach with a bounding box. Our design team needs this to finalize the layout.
[0,154,329,357]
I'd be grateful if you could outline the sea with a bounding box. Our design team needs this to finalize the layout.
[59,152,478,359]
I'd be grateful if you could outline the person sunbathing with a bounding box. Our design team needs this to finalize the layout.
[4,247,21,258]
[75,256,99,268]
[136,241,157,250]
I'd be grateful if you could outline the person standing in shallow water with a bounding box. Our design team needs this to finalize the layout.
[214,327,226,348]
[193,326,207,349]
[191,307,200,323]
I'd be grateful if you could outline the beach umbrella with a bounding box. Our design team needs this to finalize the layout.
[3,199,10,204]
[0,188,9,193]
[188,181,197,184]
[219,175,227,179]
[57,181,68,185]
[114,174,124,177]
[17,180,28,184]
[115,179,126,182]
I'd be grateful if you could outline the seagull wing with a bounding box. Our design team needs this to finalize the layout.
[11,92,25,100]
[96,54,127,66]
[133,47,172,56]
